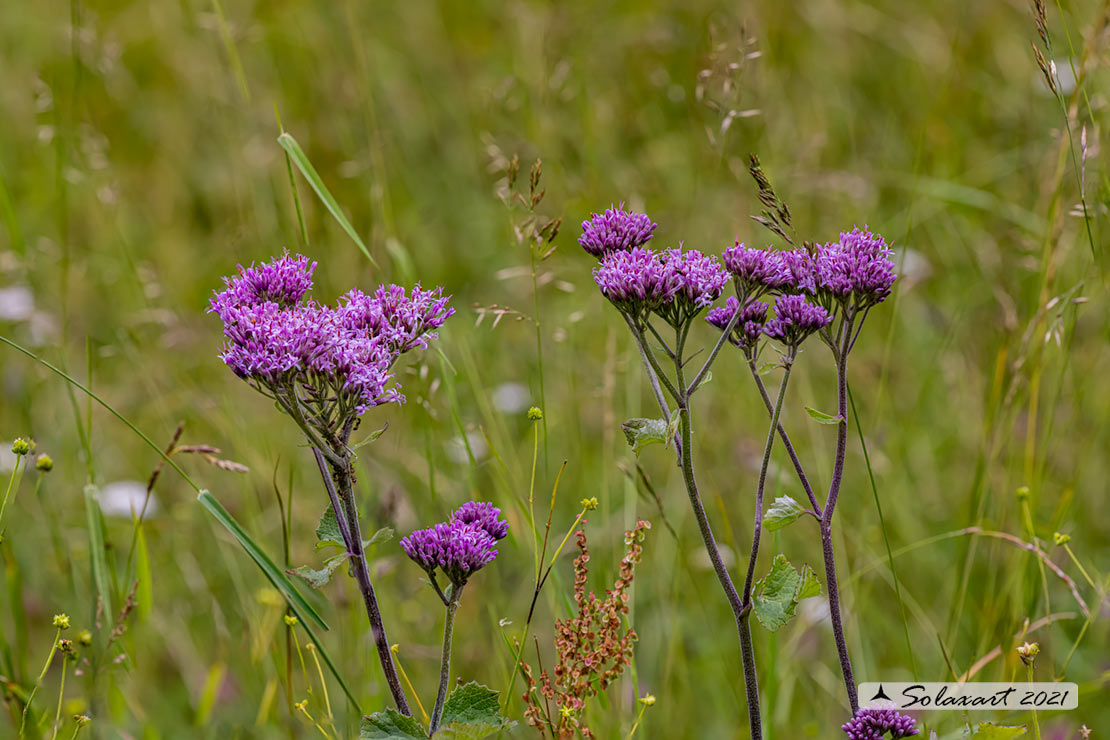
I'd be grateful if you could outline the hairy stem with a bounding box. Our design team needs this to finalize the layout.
[746,359,822,513]
[430,586,462,734]
[313,448,412,716]
[742,359,793,602]
[821,347,858,712]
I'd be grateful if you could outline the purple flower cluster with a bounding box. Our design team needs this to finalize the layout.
[400,501,509,586]
[578,206,657,258]
[705,296,769,353]
[815,227,897,306]
[722,243,789,297]
[841,707,919,740]
[211,253,453,417]
[763,294,833,348]
[593,246,728,326]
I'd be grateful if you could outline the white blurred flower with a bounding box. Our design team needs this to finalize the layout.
[492,382,531,415]
[445,432,488,464]
[100,480,158,518]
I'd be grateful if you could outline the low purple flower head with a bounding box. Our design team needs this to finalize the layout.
[211,253,452,423]
[816,227,897,307]
[579,205,657,258]
[705,296,769,354]
[401,501,508,587]
[594,247,679,318]
[763,294,832,348]
[722,243,789,297]
[841,707,919,740]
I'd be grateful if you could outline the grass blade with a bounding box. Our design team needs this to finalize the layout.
[84,485,114,623]
[277,132,378,267]
[196,490,327,631]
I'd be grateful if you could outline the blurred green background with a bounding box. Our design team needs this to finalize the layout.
[1,0,1107,737]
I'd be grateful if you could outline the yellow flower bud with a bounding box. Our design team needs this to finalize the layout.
[527,407,544,421]
[53,614,71,630]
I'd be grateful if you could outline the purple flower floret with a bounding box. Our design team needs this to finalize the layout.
[452,501,510,540]
[722,243,789,297]
[780,249,818,295]
[579,205,657,258]
[816,227,897,307]
[211,253,452,421]
[841,706,919,740]
[763,294,832,348]
[594,247,679,318]
[401,501,509,586]
[705,296,769,353]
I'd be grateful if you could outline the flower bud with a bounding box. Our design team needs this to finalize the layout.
[580,497,599,512]
[12,438,31,456]
[35,454,54,473]
[1053,532,1071,546]
[73,715,91,728]
[1017,641,1040,666]
[1016,486,1031,501]
[527,407,543,421]
[59,639,75,656]
[283,614,298,627]
[53,614,71,630]
[639,694,657,706]
[77,630,93,646]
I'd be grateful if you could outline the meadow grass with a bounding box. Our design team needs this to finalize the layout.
[0,0,1107,737]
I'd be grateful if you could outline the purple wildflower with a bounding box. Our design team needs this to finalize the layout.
[722,243,789,296]
[452,501,510,540]
[815,227,897,306]
[339,284,455,356]
[210,251,316,317]
[780,249,818,295]
[763,294,832,348]
[841,707,919,740]
[401,509,505,587]
[705,296,769,353]
[578,206,657,258]
[594,247,680,317]
[666,248,729,308]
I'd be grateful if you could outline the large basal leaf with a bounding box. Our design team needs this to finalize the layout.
[360,709,428,739]
[971,723,1027,738]
[763,495,808,531]
[751,554,822,632]
[436,683,513,739]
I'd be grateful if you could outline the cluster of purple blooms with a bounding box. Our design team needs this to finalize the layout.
[401,502,510,587]
[210,252,453,417]
[580,206,896,352]
[841,707,919,740]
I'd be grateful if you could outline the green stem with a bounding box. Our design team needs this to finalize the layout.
[429,586,462,735]
[50,654,68,740]
[0,456,23,530]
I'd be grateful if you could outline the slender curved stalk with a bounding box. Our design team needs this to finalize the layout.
[820,346,858,713]
[746,359,822,513]
[742,358,793,602]
[312,447,412,716]
[429,586,463,734]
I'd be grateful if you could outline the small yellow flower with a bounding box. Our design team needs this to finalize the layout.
[1015,486,1031,501]
[1017,641,1040,665]
[283,614,298,627]
[1053,532,1071,546]
[35,454,54,473]
[73,714,92,727]
[390,644,400,654]
[53,614,71,630]
[294,699,309,713]
[12,438,31,456]
[580,497,599,512]
[639,694,656,706]
[559,705,573,719]
[304,642,315,652]
[77,630,93,646]
[527,407,543,421]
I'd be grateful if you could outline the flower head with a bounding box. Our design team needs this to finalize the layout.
[815,227,896,307]
[210,250,316,316]
[705,296,769,354]
[763,294,832,348]
[53,613,70,630]
[841,706,919,740]
[780,249,818,295]
[452,501,510,540]
[401,501,508,586]
[722,243,789,297]
[338,284,454,356]
[594,247,680,318]
[657,248,729,324]
[35,454,54,473]
[578,206,657,258]
[11,438,31,456]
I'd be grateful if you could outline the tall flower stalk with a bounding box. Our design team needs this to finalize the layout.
[211,252,454,716]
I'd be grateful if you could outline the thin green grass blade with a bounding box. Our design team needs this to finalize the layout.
[196,490,327,631]
[277,132,378,267]
[136,524,153,620]
[84,485,114,625]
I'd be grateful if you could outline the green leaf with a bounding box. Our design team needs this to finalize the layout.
[622,409,680,455]
[797,564,821,600]
[197,491,327,630]
[764,495,809,531]
[971,723,1027,738]
[316,507,345,550]
[365,527,395,548]
[437,683,514,739]
[84,485,114,621]
[805,406,844,425]
[751,555,821,632]
[277,132,378,266]
[288,554,350,589]
[359,709,428,739]
[351,423,389,451]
